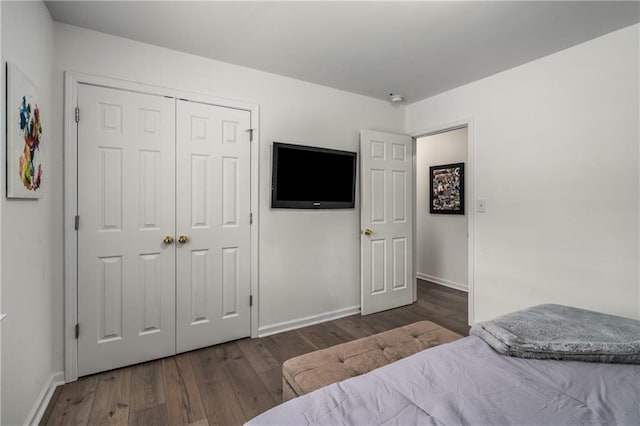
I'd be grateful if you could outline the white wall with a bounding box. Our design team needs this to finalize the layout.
[1,1,58,424]
[407,24,640,322]
[416,128,468,290]
[52,22,404,351]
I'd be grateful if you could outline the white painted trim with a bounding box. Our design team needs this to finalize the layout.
[63,72,79,383]
[63,71,260,380]
[467,118,476,326]
[410,116,476,326]
[257,305,360,338]
[416,273,468,293]
[64,71,259,112]
[250,108,260,339]
[24,371,64,426]
[412,137,418,303]
[0,12,3,426]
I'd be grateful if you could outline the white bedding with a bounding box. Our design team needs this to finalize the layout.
[248,336,640,425]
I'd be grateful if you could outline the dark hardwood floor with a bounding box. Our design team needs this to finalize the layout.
[40,280,468,426]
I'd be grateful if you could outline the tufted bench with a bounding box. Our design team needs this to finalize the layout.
[282,320,462,401]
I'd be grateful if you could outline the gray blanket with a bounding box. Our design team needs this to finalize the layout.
[470,304,640,363]
[248,336,640,425]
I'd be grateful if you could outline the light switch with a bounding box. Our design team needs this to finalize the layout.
[476,199,487,213]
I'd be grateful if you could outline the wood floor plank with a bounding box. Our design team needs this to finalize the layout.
[322,320,363,341]
[213,342,276,420]
[258,368,283,405]
[419,281,469,335]
[236,338,280,374]
[197,376,247,426]
[163,353,207,426]
[410,299,469,335]
[128,403,169,426]
[297,321,356,349]
[87,368,132,425]
[386,304,427,324]
[235,340,284,405]
[128,360,165,413]
[333,315,380,338]
[261,330,319,364]
[418,280,468,310]
[189,345,228,383]
[420,292,467,314]
[185,419,210,426]
[362,309,407,331]
[42,376,98,426]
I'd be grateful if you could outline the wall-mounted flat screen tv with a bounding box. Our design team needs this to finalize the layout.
[271,142,357,209]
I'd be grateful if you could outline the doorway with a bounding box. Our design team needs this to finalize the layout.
[416,128,469,290]
[414,124,474,325]
[359,125,474,323]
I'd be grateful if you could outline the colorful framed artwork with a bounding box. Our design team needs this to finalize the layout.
[430,162,464,214]
[6,62,44,199]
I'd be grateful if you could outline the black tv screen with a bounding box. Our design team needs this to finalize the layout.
[271,142,357,209]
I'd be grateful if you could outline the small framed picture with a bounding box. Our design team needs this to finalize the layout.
[430,162,464,214]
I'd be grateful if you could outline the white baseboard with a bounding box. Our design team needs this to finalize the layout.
[417,273,468,293]
[258,305,361,338]
[25,371,64,426]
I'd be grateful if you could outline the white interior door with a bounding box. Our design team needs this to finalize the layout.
[77,85,176,376]
[360,130,414,315]
[175,100,251,353]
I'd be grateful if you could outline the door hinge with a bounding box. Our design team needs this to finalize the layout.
[75,107,80,123]
[74,215,80,230]
[250,295,253,307]
[250,212,253,224]
[75,323,80,339]
[246,128,254,142]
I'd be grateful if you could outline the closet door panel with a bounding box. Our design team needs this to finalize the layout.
[175,100,251,353]
[77,85,176,376]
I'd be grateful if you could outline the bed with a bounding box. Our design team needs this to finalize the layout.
[248,305,640,425]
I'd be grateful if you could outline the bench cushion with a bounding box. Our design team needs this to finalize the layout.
[282,320,462,400]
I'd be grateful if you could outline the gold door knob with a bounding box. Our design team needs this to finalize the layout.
[362,228,373,236]
[178,235,189,244]
[163,235,174,245]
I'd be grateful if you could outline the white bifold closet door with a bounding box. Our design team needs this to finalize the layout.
[77,85,177,376]
[77,85,251,376]
[175,100,251,353]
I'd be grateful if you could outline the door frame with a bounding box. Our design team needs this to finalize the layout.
[410,117,475,326]
[63,72,260,382]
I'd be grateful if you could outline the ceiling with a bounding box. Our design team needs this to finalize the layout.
[45,1,640,104]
